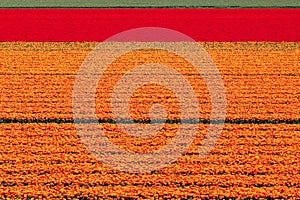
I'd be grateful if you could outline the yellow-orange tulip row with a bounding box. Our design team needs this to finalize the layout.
[0,42,299,198]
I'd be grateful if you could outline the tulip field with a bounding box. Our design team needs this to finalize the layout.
[0,42,299,198]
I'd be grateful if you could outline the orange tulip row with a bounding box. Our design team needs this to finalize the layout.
[0,42,299,198]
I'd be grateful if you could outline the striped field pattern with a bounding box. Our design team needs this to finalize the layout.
[0,42,299,198]
[0,1,300,198]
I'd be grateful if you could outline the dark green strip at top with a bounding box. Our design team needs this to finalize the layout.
[1,0,300,8]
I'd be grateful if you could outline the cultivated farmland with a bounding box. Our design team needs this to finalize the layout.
[0,42,299,198]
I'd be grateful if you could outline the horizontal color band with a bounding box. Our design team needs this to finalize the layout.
[0,9,299,42]
[0,0,299,8]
